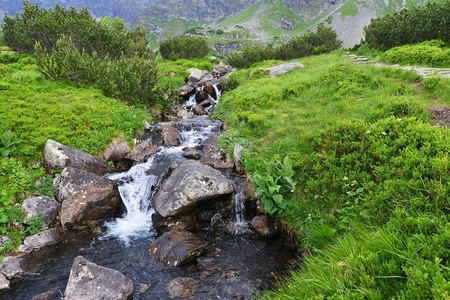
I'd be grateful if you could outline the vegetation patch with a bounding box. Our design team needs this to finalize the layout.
[381,40,450,67]
[214,52,449,298]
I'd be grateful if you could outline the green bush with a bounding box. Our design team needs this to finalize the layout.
[34,36,158,106]
[2,1,151,59]
[228,23,342,68]
[364,1,450,50]
[159,36,209,60]
[381,42,450,67]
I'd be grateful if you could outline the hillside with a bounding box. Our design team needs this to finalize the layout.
[1,0,444,49]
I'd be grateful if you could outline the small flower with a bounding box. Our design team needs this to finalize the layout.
[397,118,402,121]
[290,189,294,193]
[343,176,349,181]
[381,131,387,135]
[366,130,371,134]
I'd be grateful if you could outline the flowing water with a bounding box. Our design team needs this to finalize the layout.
[4,82,296,300]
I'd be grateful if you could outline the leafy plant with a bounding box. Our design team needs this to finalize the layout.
[253,156,295,216]
[0,130,20,157]
[24,213,44,235]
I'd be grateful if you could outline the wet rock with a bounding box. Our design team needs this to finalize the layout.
[161,124,180,147]
[201,145,234,170]
[179,85,195,99]
[182,147,201,160]
[152,214,198,233]
[0,273,9,292]
[187,68,204,84]
[44,139,113,176]
[203,82,217,99]
[30,287,60,300]
[198,74,214,84]
[0,235,12,251]
[251,215,277,238]
[261,62,304,77]
[153,160,235,217]
[54,167,119,228]
[199,99,214,108]
[233,144,245,175]
[167,277,197,298]
[0,256,24,279]
[65,256,133,300]
[195,90,209,102]
[177,109,194,120]
[124,140,160,163]
[18,228,63,253]
[149,230,208,266]
[104,138,131,162]
[21,196,60,227]
[196,209,216,222]
[193,104,207,116]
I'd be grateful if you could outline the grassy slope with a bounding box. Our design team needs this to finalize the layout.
[214,51,449,298]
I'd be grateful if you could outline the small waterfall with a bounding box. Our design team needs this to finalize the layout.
[103,72,229,244]
[232,189,246,225]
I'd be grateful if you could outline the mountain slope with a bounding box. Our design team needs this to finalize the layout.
[1,0,443,48]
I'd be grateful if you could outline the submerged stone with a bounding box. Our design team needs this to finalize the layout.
[149,230,208,266]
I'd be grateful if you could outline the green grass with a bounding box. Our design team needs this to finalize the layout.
[218,1,263,28]
[0,54,152,251]
[214,51,449,298]
[337,0,359,18]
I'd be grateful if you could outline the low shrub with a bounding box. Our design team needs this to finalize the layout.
[159,36,209,60]
[381,42,450,67]
[34,36,158,106]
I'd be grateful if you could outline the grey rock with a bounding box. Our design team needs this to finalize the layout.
[201,145,235,170]
[167,277,197,298]
[193,104,207,116]
[152,214,197,233]
[64,256,133,300]
[182,147,201,160]
[233,144,245,175]
[179,85,195,99]
[199,99,215,108]
[30,287,60,300]
[44,139,113,175]
[0,256,23,279]
[153,160,235,217]
[260,62,304,77]
[251,215,277,238]
[18,228,63,253]
[161,124,180,147]
[21,196,60,227]
[177,109,194,120]
[186,68,205,84]
[195,90,209,103]
[149,230,208,266]
[124,140,160,163]
[54,167,119,228]
[0,273,9,292]
[0,235,12,251]
[104,138,131,162]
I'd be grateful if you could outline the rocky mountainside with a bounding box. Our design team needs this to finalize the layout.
[0,0,439,48]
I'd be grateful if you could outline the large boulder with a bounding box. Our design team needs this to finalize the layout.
[251,215,277,238]
[18,228,63,253]
[21,196,60,227]
[262,62,304,77]
[64,256,134,300]
[54,167,119,228]
[44,139,113,175]
[153,161,235,217]
[186,68,205,84]
[149,230,208,266]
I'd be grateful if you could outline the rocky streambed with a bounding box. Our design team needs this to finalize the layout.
[1,65,298,299]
